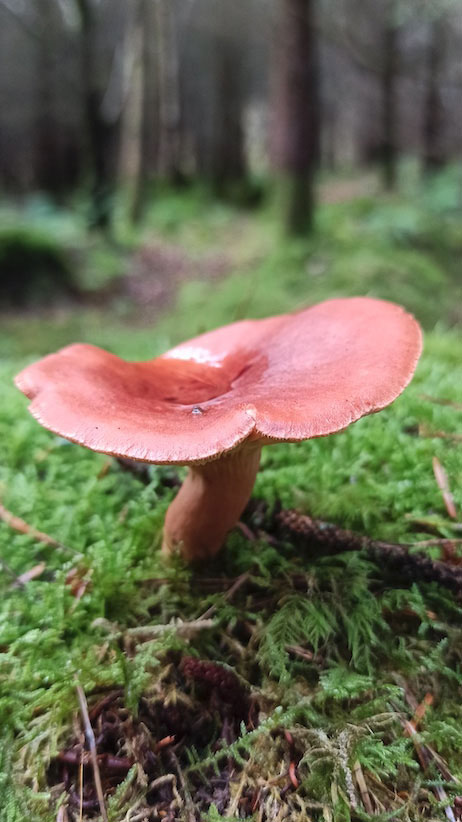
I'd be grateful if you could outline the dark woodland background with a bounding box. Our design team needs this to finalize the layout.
[0,0,460,239]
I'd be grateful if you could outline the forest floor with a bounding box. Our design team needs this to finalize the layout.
[1,169,462,822]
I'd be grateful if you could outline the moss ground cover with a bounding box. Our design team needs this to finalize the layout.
[1,173,462,820]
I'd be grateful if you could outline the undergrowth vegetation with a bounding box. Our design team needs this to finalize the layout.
[1,169,462,820]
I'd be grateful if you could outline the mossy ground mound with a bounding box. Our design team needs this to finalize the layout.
[1,173,462,821]
[0,227,76,308]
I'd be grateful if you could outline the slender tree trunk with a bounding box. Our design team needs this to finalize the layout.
[132,0,159,224]
[422,18,445,174]
[34,0,63,196]
[211,37,246,197]
[272,0,319,236]
[75,0,123,232]
[156,0,182,183]
[381,2,399,190]
[322,103,338,172]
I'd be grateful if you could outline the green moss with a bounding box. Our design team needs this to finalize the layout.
[0,227,75,307]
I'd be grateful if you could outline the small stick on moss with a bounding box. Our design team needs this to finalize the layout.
[404,719,456,822]
[391,698,456,822]
[419,393,462,411]
[275,509,462,595]
[353,760,373,815]
[167,750,195,822]
[88,689,122,722]
[75,682,108,822]
[154,735,175,752]
[198,571,251,620]
[433,457,458,520]
[12,562,46,587]
[286,644,314,662]
[123,617,215,639]
[402,688,455,783]
[56,805,69,822]
[409,693,434,731]
[419,425,462,443]
[404,513,462,535]
[0,501,78,555]
[78,754,83,822]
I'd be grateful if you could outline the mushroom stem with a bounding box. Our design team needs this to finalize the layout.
[162,444,262,562]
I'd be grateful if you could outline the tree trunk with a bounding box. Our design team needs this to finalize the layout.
[132,0,159,224]
[34,0,64,197]
[156,0,182,183]
[271,0,319,236]
[381,2,399,190]
[422,18,445,175]
[210,37,246,197]
[75,0,123,232]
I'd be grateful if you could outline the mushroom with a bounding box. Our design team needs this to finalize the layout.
[15,297,422,562]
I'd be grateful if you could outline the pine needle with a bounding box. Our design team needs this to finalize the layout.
[420,393,462,411]
[353,759,373,814]
[0,500,77,554]
[75,682,108,822]
[433,456,458,520]
[419,425,462,444]
[12,562,46,587]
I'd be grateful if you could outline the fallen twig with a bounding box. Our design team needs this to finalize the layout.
[126,617,214,639]
[286,644,314,662]
[0,501,78,555]
[154,735,175,753]
[88,689,123,722]
[56,805,69,822]
[392,692,458,822]
[167,750,195,822]
[401,717,455,822]
[401,689,455,784]
[404,513,462,535]
[78,755,83,822]
[419,425,462,444]
[419,393,462,411]
[408,693,434,731]
[93,617,215,642]
[11,562,46,587]
[75,682,109,822]
[288,761,299,789]
[58,749,134,773]
[198,571,251,620]
[433,457,458,520]
[274,508,462,595]
[353,759,373,815]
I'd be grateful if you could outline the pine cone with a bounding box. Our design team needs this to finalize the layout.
[181,657,248,706]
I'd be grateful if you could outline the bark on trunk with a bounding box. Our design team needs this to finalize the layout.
[381,3,399,190]
[422,18,445,174]
[156,0,182,183]
[210,38,247,197]
[271,0,319,236]
[132,0,160,224]
[75,0,123,232]
[34,0,65,196]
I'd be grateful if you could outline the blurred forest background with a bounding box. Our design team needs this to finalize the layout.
[2,5,462,819]
[0,0,461,344]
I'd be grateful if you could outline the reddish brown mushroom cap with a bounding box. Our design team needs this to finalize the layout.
[15,297,422,464]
